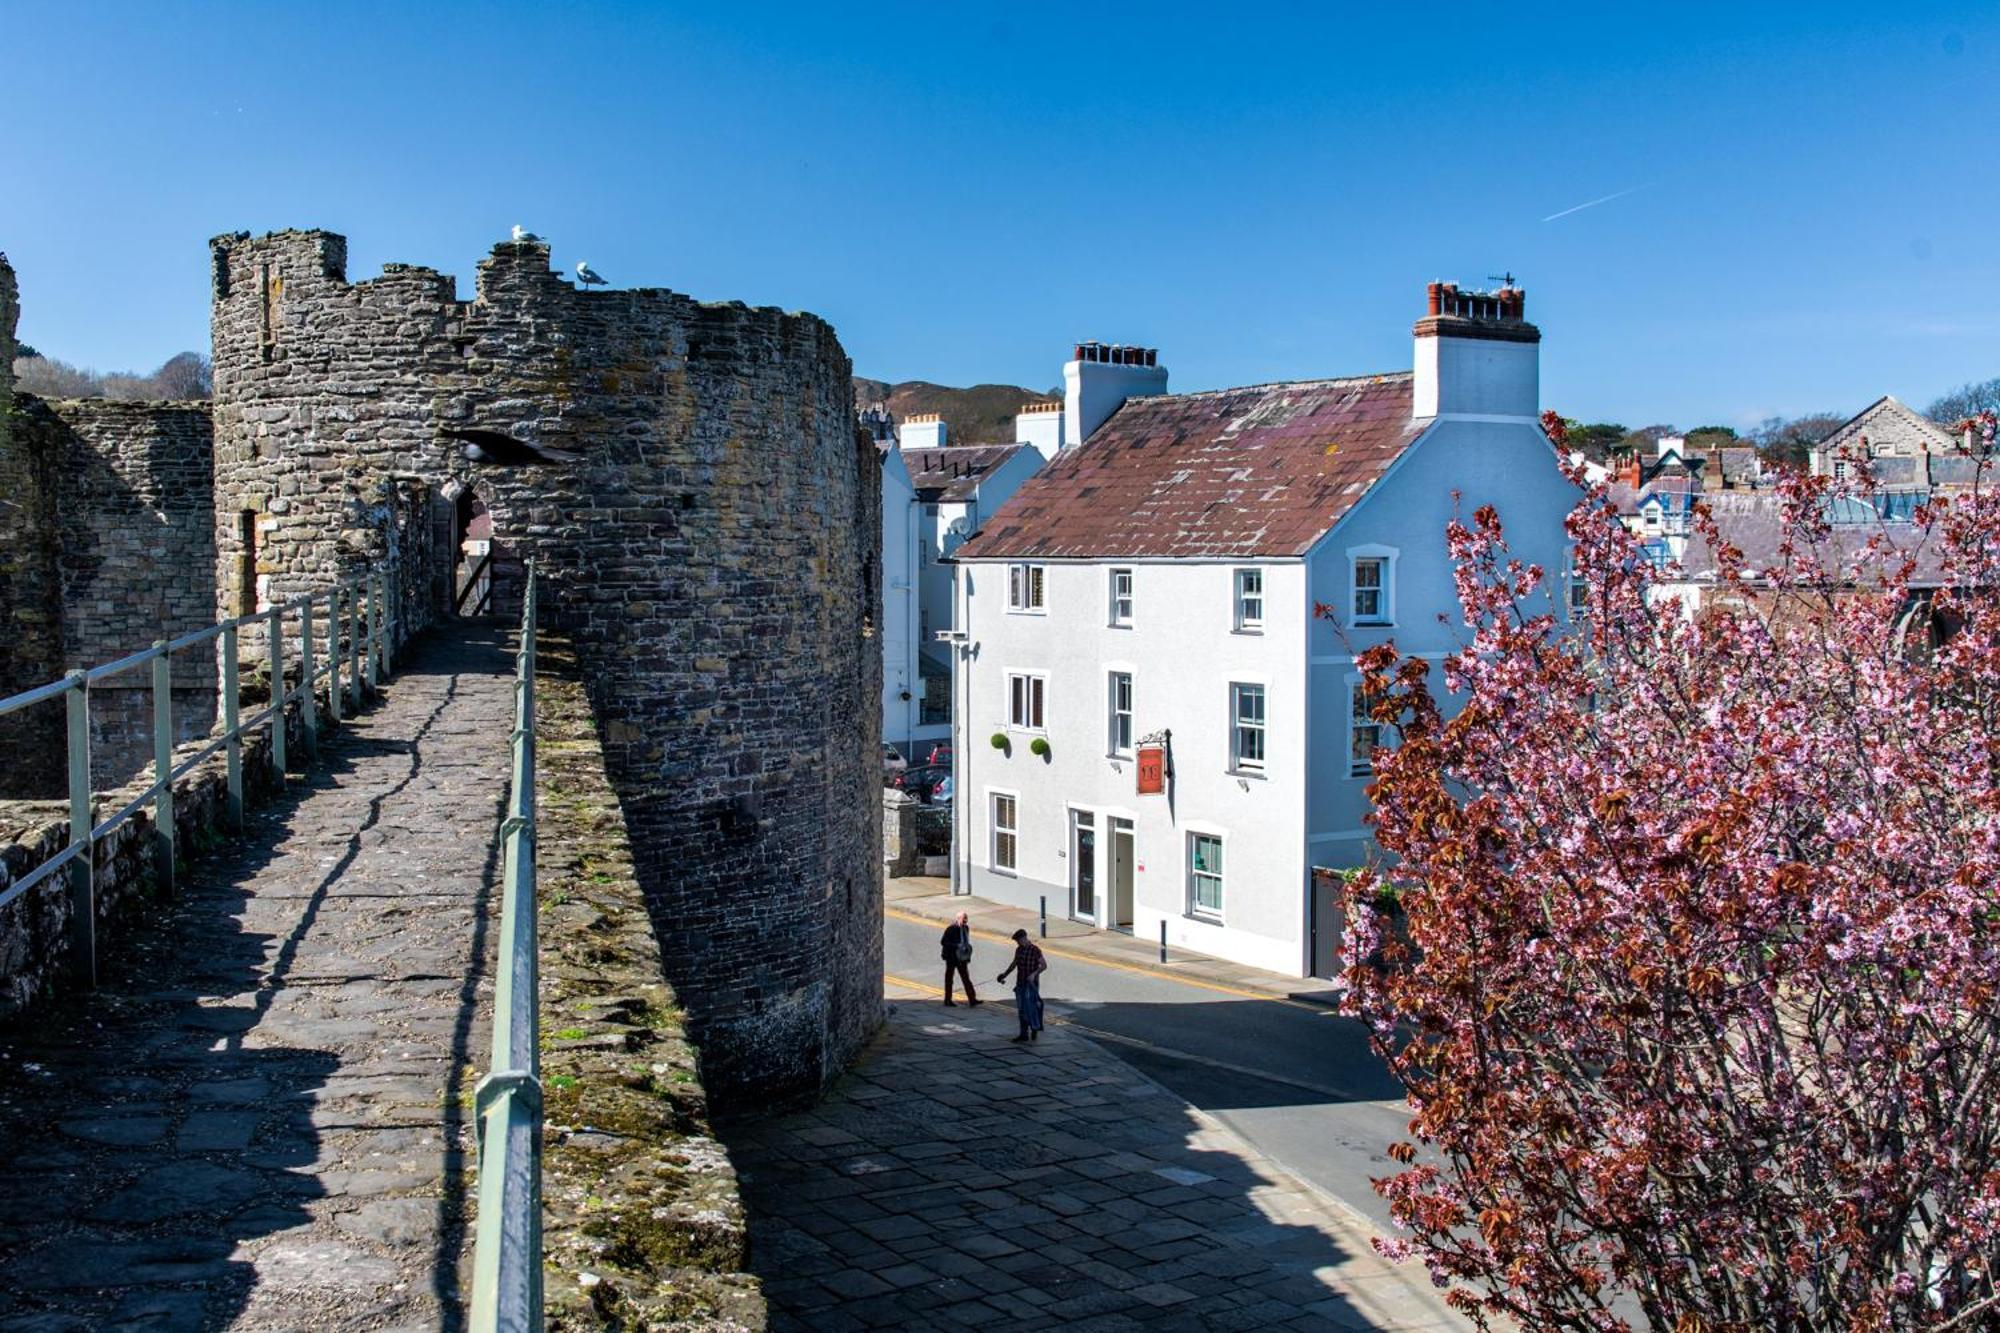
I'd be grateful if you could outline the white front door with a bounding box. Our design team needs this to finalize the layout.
[1070,810,1098,923]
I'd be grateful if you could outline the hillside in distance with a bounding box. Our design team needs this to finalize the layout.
[853,377,1057,445]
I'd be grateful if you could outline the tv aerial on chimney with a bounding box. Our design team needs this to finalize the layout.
[1487,271,1519,288]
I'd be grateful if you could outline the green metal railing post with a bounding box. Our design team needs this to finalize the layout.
[300,596,319,760]
[267,606,287,783]
[150,643,175,898]
[346,576,362,710]
[64,673,94,988]
[327,587,342,728]
[222,622,243,829]
[369,571,385,687]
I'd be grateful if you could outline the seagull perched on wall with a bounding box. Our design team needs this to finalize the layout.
[510,224,541,243]
[441,427,581,467]
[575,260,608,287]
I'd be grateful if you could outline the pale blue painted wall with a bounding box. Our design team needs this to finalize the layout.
[1304,418,1582,856]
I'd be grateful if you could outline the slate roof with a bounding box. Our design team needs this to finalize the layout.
[900,444,1031,504]
[955,373,1425,560]
[1679,492,1947,585]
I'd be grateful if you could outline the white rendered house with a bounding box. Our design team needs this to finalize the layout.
[879,409,1048,758]
[948,284,1580,977]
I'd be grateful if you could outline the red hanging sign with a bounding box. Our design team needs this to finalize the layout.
[1136,745,1165,795]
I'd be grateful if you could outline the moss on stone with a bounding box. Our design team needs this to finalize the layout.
[534,634,762,1330]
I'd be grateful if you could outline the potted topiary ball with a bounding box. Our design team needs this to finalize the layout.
[1030,737,1051,759]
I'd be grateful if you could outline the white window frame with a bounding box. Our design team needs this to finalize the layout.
[1229,682,1265,773]
[1108,567,1134,626]
[1233,568,1264,633]
[989,789,1020,874]
[1566,552,1589,620]
[1347,544,1397,626]
[1006,671,1047,733]
[1349,676,1382,778]
[1007,563,1047,613]
[1108,670,1134,756]
[1187,830,1224,920]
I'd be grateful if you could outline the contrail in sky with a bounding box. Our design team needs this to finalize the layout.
[1542,183,1652,222]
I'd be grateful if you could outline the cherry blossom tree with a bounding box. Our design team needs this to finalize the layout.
[1338,461,2000,1329]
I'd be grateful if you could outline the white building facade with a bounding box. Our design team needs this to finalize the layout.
[879,409,1048,758]
[949,285,1580,977]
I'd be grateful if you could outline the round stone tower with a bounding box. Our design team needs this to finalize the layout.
[208,230,883,1105]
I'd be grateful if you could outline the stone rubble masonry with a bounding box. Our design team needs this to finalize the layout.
[0,250,221,794]
[208,228,884,1108]
[11,397,219,787]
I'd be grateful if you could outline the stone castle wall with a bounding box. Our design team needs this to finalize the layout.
[0,254,220,794]
[209,229,883,1105]
[34,399,217,786]
[0,256,71,796]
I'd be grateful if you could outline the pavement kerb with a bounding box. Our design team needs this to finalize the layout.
[884,893,1343,1012]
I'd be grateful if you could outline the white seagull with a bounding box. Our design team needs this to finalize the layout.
[511,224,541,243]
[575,261,608,287]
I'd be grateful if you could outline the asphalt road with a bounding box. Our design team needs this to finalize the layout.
[883,911,1414,1236]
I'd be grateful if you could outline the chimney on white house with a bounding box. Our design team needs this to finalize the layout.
[1062,342,1168,450]
[899,412,948,449]
[1411,282,1540,421]
[1657,434,1686,460]
[1014,399,1064,454]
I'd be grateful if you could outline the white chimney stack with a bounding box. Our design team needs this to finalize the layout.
[898,413,948,449]
[1062,342,1168,450]
[1015,400,1064,454]
[1411,282,1540,422]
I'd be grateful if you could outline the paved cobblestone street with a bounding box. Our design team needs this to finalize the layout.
[0,627,516,1331]
[733,984,1467,1331]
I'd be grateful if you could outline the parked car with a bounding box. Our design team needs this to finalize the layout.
[892,764,951,803]
[931,774,953,806]
[925,743,954,768]
[882,745,908,780]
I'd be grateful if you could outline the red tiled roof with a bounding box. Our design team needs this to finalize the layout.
[955,373,1423,560]
[901,444,1032,504]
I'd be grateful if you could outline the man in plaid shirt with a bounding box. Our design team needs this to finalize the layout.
[997,929,1047,1043]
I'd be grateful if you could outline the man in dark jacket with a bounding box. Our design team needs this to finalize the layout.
[940,912,981,1007]
[998,928,1047,1043]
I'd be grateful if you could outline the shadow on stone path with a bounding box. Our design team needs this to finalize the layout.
[0,624,518,1331]
[730,987,1468,1332]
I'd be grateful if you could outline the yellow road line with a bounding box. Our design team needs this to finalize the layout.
[885,905,1327,1012]
[885,972,947,997]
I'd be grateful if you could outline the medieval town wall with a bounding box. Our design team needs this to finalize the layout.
[208,230,883,1105]
[0,257,218,792]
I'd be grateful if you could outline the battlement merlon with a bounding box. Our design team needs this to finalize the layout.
[209,229,840,340]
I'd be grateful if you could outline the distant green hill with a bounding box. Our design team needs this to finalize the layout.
[854,377,1058,445]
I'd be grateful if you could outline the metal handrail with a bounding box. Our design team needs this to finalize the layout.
[0,564,402,987]
[470,564,541,1332]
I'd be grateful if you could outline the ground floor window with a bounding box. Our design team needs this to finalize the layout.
[1188,832,1223,919]
[991,792,1018,871]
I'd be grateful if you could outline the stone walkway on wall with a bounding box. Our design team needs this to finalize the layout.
[0,626,518,1332]
[732,983,1469,1332]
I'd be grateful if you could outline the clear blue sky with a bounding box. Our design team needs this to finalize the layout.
[3,2,1993,429]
